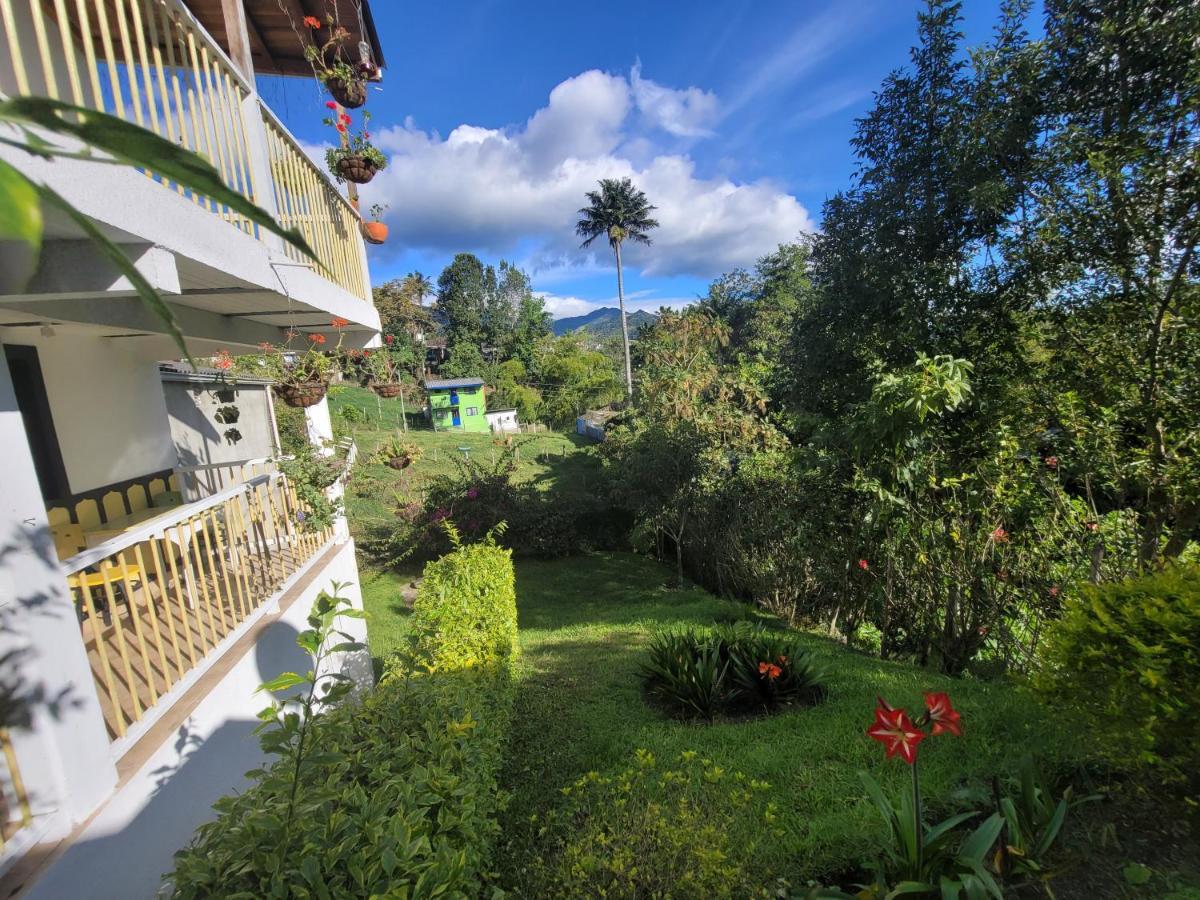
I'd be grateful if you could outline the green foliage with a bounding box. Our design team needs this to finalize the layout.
[1035,565,1200,793]
[278,446,343,533]
[524,749,773,899]
[641,624,827,721]
[533,333,623,428]
[172,543,518,897]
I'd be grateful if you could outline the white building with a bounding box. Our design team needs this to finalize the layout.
[0,1,385,895]
[485,407,520,434]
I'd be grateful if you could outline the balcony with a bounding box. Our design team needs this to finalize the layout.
[0,0,378,344]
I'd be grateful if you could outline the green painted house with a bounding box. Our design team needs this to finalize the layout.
[425,377,488,432]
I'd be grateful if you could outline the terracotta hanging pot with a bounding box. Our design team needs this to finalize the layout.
[274,380,328,408]
[325,75,367,109]
[336,155,377,184]
[371,382,403,398]
[363,221,388,244]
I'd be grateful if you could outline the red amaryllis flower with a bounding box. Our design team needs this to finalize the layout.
[858,558,869,571]
[991,526,1009,543]
[923,692,963,737]
[384,334,395,344]
[302,15,321,28]
[867,706,926,764]
[758,661,783,680]
[308,333,326,344]
[330,316,349,328]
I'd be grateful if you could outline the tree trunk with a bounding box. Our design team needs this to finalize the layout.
[614,241,633,397]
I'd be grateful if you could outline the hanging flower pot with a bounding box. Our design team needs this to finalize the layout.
[275,380,329,408]
[371,381,403,398]
[325,74,367,109]
[334,155,377,184]
[363,220,388,244]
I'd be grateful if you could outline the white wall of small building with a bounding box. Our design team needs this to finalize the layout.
[162,379,278,468]
[1,329,177,494]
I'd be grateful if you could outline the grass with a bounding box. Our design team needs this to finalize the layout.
[327,383,602,541]
[488,552,1089,893]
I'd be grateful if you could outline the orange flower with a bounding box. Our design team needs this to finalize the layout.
[303,15,321,28]
[308,333,326,344]
[758,661,782,680]
[330,316,350,328]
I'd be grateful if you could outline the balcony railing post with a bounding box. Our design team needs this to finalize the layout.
[238,91,284,252]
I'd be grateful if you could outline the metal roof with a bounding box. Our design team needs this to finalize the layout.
[424,377,485,390]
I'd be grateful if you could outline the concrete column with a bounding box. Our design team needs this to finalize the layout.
[0,344,117,838]
[303,397,334,456]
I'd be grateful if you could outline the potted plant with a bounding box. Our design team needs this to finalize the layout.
[363,203,389,244]
[372,434,422,471]
[363,340,407,397]
[255,317,350,408]
[324,110,386,185]
[302,14,371,109]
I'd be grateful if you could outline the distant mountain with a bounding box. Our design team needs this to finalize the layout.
[552,307,658,339]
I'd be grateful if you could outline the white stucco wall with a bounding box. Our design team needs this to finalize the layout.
[23,539,370,900]
[0,330,177,494]
[161,379,278,469]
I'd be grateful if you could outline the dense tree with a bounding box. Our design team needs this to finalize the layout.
[373,272,435,342]
[533,334,622,428]
[576,177,660,397]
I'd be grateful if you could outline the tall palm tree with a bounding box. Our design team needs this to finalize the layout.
[576,177,659,397]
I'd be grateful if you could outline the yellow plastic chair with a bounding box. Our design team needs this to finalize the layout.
[51,524,143,595]
[75,498,101,530]
[127,484,149,513]
[101,491,126,523]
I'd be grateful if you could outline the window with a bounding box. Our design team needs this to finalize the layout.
[466,407,478,416]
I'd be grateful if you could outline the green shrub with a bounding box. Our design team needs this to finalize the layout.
[1035,565,1200,792]
[169,540,518,898]
[525,748,777,899]
[641,624,826,721]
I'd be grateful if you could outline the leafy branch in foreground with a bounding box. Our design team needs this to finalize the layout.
[0,96,319,360]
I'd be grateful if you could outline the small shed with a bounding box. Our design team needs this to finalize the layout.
[159,362,279,468]
[576,408,619,442]
[425,377,488,432]
[485,408,520,433]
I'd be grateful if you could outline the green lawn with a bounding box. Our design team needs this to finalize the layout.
[490,552,1087,893]
[328,383,602,540]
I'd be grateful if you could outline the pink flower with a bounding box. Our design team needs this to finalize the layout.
[857,558,869,571]
[466,487,479,500]
[1045,455,1059,469]
[991,527,1009,543]
[430,507,449,523]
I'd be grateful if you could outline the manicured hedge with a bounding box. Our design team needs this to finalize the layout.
[169,541,517,898]
[1036,564,1199,792]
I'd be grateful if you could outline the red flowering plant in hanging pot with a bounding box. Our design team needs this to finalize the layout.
[253,318,350,408]
[301,8,372,109]
[324,110,386,185]
[858,692,1005,897]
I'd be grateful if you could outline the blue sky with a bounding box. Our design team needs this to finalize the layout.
[259,1,1023,319]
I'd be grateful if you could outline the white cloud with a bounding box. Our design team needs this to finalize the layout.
[365,67,814,281]
[630,61,719,137]
[538,291,694,320]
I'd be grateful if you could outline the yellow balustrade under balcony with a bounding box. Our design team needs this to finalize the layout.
[0,0,370,303]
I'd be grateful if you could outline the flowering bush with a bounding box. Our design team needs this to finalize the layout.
[523,749,774,899]
[641,624,827,721]
[238,318,349,387]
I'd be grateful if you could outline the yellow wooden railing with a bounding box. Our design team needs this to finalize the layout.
[0,0,370,301]
[261,109,370,302]
[58,473,334,743]
[175,455,279,501]
[0,730,32,852]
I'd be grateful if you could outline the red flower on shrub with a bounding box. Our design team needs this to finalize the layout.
[303,15,321,28]
[384,334,395,345]
[858,558,870,571]
[867,705,926,765]
[1045,455,1059,469]
[1085,521,1099,532]
[1049,585,1060,598]
[758,661,782,681]
[991,526,1009,543]
[923,692,963,737]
